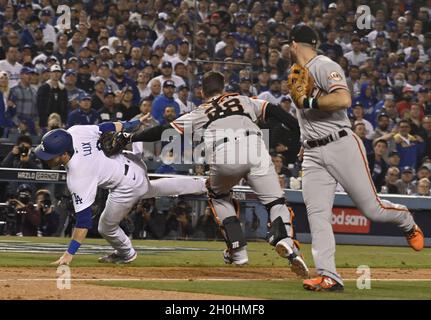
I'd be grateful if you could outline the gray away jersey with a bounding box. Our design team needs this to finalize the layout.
[298,55,351,141]
[171,93,268,143]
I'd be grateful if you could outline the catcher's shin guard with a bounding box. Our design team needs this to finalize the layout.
[265,198,297,246]
[222,216,247,250]
[267,216,289,246]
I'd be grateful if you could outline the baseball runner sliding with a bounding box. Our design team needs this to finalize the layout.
[285,25,424,291]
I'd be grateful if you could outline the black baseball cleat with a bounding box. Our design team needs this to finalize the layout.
[98,250,137,264]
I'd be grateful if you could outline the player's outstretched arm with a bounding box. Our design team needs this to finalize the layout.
[99,114,151,134]
[51,207,92,266]
[131,123,173,142]
[264,103,300,135]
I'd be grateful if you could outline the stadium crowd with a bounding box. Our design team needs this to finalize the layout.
[0,0,431,237]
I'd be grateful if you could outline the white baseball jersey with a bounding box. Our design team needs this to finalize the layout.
[0,60,22,87]
[66,125,148,212]
[298,55,351,140]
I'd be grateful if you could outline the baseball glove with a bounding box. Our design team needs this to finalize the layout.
[287,63,314,108]
[99,131,131,157]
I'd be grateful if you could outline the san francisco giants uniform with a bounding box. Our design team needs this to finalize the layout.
[66,125,206,259]
[300,55,415,285]
[171,93,300,261]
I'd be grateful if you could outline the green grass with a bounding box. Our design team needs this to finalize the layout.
[1,237,430,299]
[96,279,431,300]
[0,236,430,268]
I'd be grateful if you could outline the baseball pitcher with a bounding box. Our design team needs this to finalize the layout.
[285,25,424,291]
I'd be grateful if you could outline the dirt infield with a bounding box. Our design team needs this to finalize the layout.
[1,266,430,300]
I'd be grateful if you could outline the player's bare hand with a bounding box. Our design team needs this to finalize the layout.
[297,147,304,161]
[52,252,73,266]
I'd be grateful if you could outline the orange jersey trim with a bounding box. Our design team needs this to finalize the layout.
[329,84,349,93]
[170,121,184,134]
[352,134,409,213]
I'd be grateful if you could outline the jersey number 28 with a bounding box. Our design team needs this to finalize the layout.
[205,98,246,122]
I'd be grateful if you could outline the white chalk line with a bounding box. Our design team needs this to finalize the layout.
[0,278,431,282]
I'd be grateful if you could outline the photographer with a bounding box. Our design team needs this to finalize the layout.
[193,206,220,240]
[130,198,165,239]
[35,189,59,237]
[165,200,193,240]
[8,184,41,236]
[1,135,41,169]
[1,135,42,196]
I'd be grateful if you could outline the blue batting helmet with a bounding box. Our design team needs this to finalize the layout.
[35,129,74,161]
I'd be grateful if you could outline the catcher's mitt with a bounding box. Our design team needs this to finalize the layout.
[99,131,131,157]
[287,63,314,108]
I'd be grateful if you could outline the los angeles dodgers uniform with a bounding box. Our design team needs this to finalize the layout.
[66,125,206,258]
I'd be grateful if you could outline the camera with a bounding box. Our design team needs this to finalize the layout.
[18,144,30,157]
[42,198,52,209]
[7,199,18,209]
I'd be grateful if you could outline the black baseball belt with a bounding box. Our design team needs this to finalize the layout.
[303,129,348,149]
[213,131,262,149]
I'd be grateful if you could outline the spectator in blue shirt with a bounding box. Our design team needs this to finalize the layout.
[394,120,425,169]
[352,82,378,124]
[63,69,84,113]
[151,80,180,125]
[109,61,140,106]
[66,92,98,128]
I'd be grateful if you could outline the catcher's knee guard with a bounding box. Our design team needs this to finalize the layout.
[206,179,230,200]
[222,216,247,250]
[265,197,288,213]
[267,216,290,246]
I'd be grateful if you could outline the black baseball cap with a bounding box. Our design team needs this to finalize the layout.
[104,90,115,97]
[178,84,189,91]
[377,112,389,120]
[402,166,414,174]
[285,25,319,45]
[161,61,172,68]
[163,80,176,88]
[353,101,363,108]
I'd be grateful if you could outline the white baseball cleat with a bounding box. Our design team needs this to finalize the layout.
[223,247,249,266]
[276,238,310,279]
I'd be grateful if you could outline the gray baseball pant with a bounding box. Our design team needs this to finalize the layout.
[302,129,415,285]
[209,159,295,248]
[98,156,206,258]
